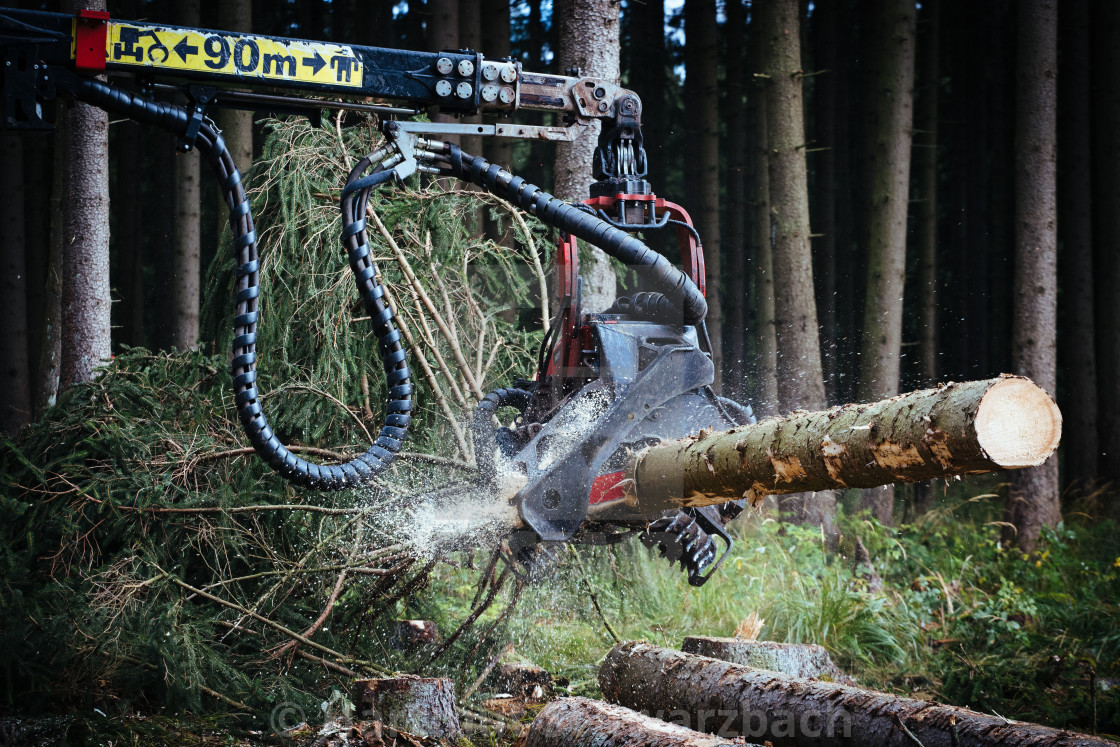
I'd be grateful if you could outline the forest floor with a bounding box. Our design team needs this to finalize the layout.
[3,481,1118,745]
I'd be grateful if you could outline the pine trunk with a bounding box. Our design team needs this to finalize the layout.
[600,642,1113,747]
[857,0,917,526]
[810,0,838,401]
[1007,0,1059,552]
[0,135,31,433]
[1092,0,1120,484]
[628,375,1061,512]
[217,0,254,172]
[59,0,111,388]
[1058,0,1097,490]
[746,54,778,418]
[169,0,201,350]
[552,0,620,313]
[724,0,747,398]
[916,1,939,387]
[684,0,722,388]
[756,0,833,533]
[525,698,739,747]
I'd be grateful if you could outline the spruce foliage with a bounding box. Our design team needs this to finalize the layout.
[0,114,548,718]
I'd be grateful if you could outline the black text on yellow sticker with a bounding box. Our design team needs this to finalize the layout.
[107,23,363,88]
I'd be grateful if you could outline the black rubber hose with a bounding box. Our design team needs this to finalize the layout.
[439,146,708,326]
[472,387,532,479]
[62,74,412,491]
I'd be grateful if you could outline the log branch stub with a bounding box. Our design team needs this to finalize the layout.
[353,676,460,741]
[629,375,1062,511]
[524,697,751,747]
[680,637,854,685]
[599,642,1112,747]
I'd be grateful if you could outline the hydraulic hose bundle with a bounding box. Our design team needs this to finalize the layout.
[58,73,706,491]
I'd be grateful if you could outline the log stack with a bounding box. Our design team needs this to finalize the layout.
[598,642,1113,747]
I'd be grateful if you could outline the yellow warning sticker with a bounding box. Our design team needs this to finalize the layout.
[106,22,363,88]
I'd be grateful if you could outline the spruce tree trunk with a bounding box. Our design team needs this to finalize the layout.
[23,132,50,403]
[217,0,254,172]
[1090,0,1120,484]
[170,0,201,350]
[481,0,513,171]
[755,0,833,533]
[857,0,917,526]
[38,116,65,410]
[0,135,31,434]
[600,642,1113,747]
[916,0,939,387]
[1058,0,1098,489]
[628,375,1062,512]
[59,0,111,388]
[724,0,747,398]
[1007,0,1059,552]
[811,0,838,401]
[525,698,739,747]
[625,0,666,192]
[684,0,722,388]
[746,52,778,419]
[552,0,620,313]
[114,121,145,348]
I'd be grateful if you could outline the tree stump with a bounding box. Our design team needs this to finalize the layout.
[524,697,751,747]
[494,662,552,700]
[390,619,439,651]
[353,676,460,741]
[681,637,855,685]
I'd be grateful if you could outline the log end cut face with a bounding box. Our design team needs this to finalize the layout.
[975,376,1062,468]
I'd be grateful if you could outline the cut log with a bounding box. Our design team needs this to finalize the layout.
[353,676,461,741]
[523,697,750,747]
[600,642,1113,746]
[680,637,854,685]
[629,375,1061,511]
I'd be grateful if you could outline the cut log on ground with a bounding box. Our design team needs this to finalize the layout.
[680,637,854,685]
[600,642,1112,747]
[629,375,1061,511]
[494,661,552,700]
[523,697,752,747]
[353,676,460,741]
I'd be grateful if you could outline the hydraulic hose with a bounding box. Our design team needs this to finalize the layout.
[60,73,412,491]
[439,146,708,326]
[472,387,533,480]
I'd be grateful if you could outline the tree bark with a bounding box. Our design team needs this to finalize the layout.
[756,0,833,533]
[59,0,111,389]
[1007,0,1059,552]
[37,116,65,410]
[810,0,838,401]
[113,121,145,348]
[353,676,461,740]
[724,0,747,398]
[680,638,853,685]
[684,0,722,388]
[916,0,939,387]
[628,375,1062,512]
[217,0,254,172]
[1091,0,1120,484]
[524,697,741,747]
[1058,0,1097,490]
[856,0,917,526]
[599,642,1114,747]
[169,0,201,350]
[0,135,31,434]
[552,0,620,314]
[746,52,778,418]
